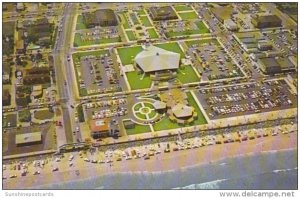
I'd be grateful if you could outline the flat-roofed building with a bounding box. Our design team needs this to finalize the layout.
[31,85,43,98]
[135,45,180,73]
[149,6,178,21]
[16,132,42,146]
[3,89,11,106]
[211,6,234,22]
[224,19,238,31]
[89,118,111,138]
[251,15,282,28]
[258,40,273,51]
[123,119,135,129]
[258,57,295,74]
[83,9,118,28]
[172,104,194,119]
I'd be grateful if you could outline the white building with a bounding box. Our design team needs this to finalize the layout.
[224,19,238,31]
[135,45,180,73]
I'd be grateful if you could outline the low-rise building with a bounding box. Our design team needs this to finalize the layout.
[258,40,273,51]
[90,118,111,138]
[251,15,282,28]
[224,19,238,31]
[149,6,178,21]
[83,9,118,28]
[16,132,42,146]
[3,89,11,106]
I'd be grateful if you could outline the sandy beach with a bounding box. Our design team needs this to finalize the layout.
[3,130,297,189]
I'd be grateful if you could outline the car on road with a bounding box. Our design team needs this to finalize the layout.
[33,171,40,175]
[52,167,59,172]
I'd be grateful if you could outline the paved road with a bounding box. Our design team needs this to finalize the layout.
[52,3,79,144]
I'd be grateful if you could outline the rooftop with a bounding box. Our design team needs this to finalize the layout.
[135,45,180,73]
[172,103,194,118]
[15,132,42,145]
[90,118,110,133]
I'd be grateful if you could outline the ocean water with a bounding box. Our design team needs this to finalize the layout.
[33,149,297,190]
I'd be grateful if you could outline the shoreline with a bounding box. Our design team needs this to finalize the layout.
[33,148,298,189]
[3,131,297,189]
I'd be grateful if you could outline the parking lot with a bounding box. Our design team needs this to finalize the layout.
[3,113,17,128]
[73,51,123,96]
[195,79,297,119]
[185,39,244,81]
[74,26,121,47]
[265,30,297,56]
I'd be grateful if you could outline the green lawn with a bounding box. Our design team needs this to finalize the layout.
[134,103,143,111]
[74,33,121,47]
[144,103,154,109]
[117,46,143,65]
[177,65,200,84]
[185,38,220,47]
[165,29,200,38]
[125,123,151,135]
[186,92,207,125]
[174,5,193,12]
[136,9,146,15]
[18,110,31,122]
[147,28,159,39]
[153,116,182,131]
[73,49,109,61]
[194,21,210,33]
[148,110,157,119]
[136,112,147,120]
[179,11,199,20]
[130,13,140,25]
[126,71,152,90]
[34,110,54,120]
[76,15,87,30]
[165,21,209,38]
[155,42,185,58]
[126,30,137,41]
[140,16,152,27]
[119,12,131,29]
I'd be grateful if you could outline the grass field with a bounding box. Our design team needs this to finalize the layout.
[174,5,193,12]
[194,21,210,33]
[125,123,151,135]
[76,15,87,30]
[136,112,147,120]
[155,42,185,58]
[179,11,199,20]
[126,71,152,90]
[134,103,143,111]
[126,30,137,41]
[147,28,159,39]
[153,117,182,131]
[117,46,143,65]
[144,103,154,109]
[73,49,109,60]
[136,9,146,15]
[148,110,157,119]
[185,38,220,47]
[119,12,131,29]
[74,33,121,47]
[34,110,54,120]
[165,21,209,38]
[177,65,200,84]
[186,92,207,125]
[18,110,31,122]
[140,16,152,27]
